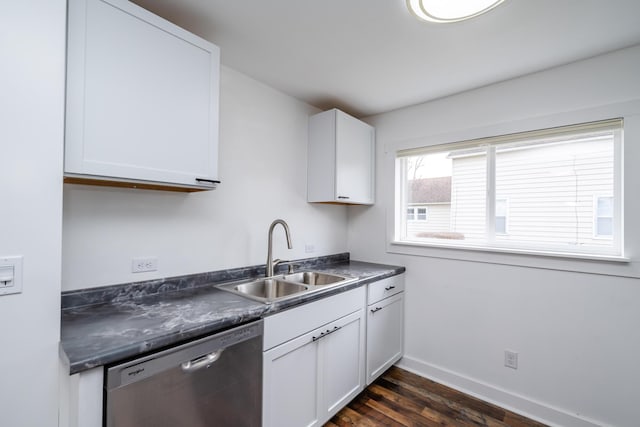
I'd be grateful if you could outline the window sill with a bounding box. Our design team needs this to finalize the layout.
[388,240,637,278]
[391,240,627,262]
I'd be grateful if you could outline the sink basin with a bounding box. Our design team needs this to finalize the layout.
[221,278,309,302]
[217,271,356,303]
[282,271,351,286]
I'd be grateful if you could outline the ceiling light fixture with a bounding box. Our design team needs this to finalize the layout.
[406,0,507,23]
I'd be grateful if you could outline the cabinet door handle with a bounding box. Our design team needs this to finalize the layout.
[312,325,342,342]
[337,196,350,199]
[384,285,396,291]
[370,306,383,314]
[195,178,221,184]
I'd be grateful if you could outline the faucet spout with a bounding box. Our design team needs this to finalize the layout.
[265,219,293,277]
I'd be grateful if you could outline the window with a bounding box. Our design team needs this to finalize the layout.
[395,119,623,257]
[595,196,613,238]
[407,208,415,221]
[417,207,427,220]
[495,198,508,234]
[407,207,429,221]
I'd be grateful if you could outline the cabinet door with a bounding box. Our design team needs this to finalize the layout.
[308,109,374,204]
[335,111,374,204]
[263,329,320,427]
[320,309,366,423]
[65,0,219,189]
[366,293,404,384]
[263,308,366,427]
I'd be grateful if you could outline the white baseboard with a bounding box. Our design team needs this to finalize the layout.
[396,356,605,427]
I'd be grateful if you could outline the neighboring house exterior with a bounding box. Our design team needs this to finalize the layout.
[407,138,614,249]
[406,176,452,237]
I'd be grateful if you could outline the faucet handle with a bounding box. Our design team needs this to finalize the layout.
[270,258,283,272]
[272,259,296,275]
[280,261,296,274]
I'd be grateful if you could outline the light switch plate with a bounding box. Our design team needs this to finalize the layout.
[0,256,23,296]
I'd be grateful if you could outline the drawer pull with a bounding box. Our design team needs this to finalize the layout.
[384,285,396,291]
[370,306,383,314]
[312,325,341,342]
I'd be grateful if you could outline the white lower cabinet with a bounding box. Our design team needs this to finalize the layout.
[366,274,405,384]
[263,287,366,427]
[366,292,404,384]
[58,366,103,427]
[263,331,320,427]
[319,310,364,419]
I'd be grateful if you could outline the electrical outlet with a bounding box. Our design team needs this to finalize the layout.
[504,350,518,369]
[132,257,158,273]
[305,244,315,253]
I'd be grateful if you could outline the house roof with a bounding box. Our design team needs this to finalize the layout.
[409,177,451,204]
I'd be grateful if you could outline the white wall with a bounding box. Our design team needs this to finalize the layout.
[0,1,66,426]
[349,45,640,427]
[62,66,348,290]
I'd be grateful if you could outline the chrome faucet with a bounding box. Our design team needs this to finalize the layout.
[265,219,293,277]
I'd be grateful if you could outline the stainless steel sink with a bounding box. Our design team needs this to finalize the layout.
[282,271,352,286]
[219,278,309,303]
[216,271,356,303]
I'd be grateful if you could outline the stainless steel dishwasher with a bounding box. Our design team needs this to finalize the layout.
[105,320,263,427]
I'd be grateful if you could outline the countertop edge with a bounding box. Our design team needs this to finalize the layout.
[66,310,266,374]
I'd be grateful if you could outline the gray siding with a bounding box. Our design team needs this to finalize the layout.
[449,139,614,248]
[493,140,613,247]
[450,155,486,242]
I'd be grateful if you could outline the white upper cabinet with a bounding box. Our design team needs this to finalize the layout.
[65,0,220,191]
[307,109,375,204]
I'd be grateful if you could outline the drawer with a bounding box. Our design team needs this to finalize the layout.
[367,274,404,304]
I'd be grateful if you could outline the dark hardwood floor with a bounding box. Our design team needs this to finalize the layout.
[325,367,548,427]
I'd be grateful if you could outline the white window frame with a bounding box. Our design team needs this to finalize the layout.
[392,118,624,260]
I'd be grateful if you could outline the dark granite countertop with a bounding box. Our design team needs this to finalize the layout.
[60,255,404,375]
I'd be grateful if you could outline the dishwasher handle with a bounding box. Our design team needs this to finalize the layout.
[181,349,224,373]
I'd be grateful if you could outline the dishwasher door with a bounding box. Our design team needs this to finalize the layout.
[105,320,263,427]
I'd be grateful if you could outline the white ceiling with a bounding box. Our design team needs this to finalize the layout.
[131,0,640,117]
